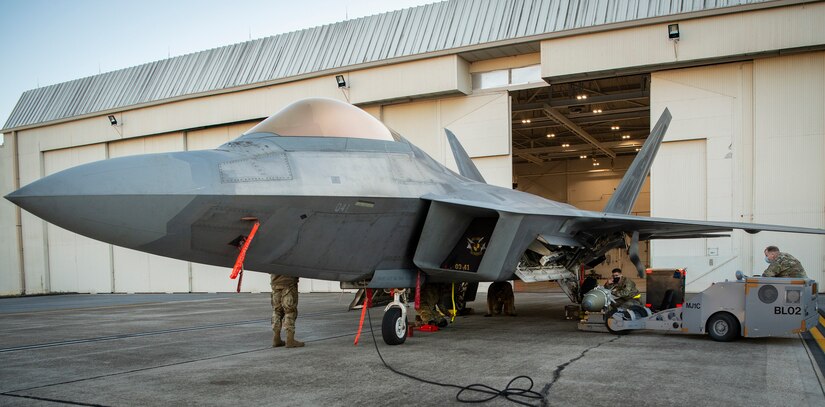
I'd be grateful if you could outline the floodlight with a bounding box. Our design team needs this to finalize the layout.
[668,24,680,40]
[335,75,347,88]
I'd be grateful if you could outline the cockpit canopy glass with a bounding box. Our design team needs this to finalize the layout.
[243,97,394,141]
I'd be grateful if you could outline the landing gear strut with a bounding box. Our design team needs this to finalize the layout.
[382,289,409,345]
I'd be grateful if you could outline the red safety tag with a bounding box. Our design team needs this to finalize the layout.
[354,288,372,346]
[230,221,260,280]
[414,271,421,310]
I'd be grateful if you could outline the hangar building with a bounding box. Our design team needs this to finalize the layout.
[1,0,823,295]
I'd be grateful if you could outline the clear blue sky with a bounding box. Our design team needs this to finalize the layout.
[0,0,437,132]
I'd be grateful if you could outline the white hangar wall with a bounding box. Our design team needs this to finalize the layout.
[0,55,513,295]
[541,2,825,82]
[0,134,23,294]
[538,2,825,292]
[650,54,825,292]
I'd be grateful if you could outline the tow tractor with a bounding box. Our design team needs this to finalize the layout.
[579,269,819,341]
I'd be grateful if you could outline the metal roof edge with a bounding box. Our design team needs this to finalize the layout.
[2,0,806,134]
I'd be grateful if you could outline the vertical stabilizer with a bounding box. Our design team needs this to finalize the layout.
[445,129,486,184]
[603,108,672,214]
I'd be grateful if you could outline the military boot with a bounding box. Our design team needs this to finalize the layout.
[272,324,285,347]
[285,331,305,348]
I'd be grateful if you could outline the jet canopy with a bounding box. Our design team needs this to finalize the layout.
[244,97,394,141]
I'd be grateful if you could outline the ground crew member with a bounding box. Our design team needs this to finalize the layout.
[270,274,304,348]
[762,246,807,278]
[415,283,449,328]
[604,268,640,309]
[579,269,601,302]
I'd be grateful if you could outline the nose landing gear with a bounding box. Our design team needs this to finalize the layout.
[382,289,409,345]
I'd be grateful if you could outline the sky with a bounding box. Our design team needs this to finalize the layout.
[0,0,439,135]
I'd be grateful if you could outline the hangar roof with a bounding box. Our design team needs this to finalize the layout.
[3,0,777,132]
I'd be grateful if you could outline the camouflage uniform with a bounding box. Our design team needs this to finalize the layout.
[604,276,640,309]
[763,252,807,278]
[270,275,304,347]
[416,283,448,327]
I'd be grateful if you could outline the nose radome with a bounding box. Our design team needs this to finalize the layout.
[5,153,199,248]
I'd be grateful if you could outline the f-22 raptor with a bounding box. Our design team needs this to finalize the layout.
[7,98,824,344]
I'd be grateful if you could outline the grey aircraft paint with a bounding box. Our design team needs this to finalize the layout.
[6,98,825,288]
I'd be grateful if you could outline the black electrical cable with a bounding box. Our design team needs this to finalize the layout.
[366,307,545,406]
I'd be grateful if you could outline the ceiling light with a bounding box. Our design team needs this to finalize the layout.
[561,143,570,148]
[576,94,588,100]
[592,161,600,167]
[635,148,641,152]
[622,135,631,139]
[521,119,531,124]
[579,155,587,159]
[546,133,555,138]
[592,109,602,114]
[611,126,620,130]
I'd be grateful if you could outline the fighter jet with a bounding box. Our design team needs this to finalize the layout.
[6,98,824,344]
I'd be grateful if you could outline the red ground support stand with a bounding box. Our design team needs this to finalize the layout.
[417,324,439,332]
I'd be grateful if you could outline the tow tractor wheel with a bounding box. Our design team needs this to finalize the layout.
[604,309,631,335]
[382,307,407,345]
[707,312,740,342]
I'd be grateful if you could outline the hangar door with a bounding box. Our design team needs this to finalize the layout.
[44,144,112,293]
[107,133,190,293]
[650,139,707,278]
[650,63,743,292]
[382,92,512,188]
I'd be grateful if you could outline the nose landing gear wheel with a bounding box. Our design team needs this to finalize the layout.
[382,307,407,345]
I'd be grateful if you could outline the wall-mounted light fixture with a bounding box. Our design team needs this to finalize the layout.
[668,23,680,41]
[108,115,118,126]
[335,75,347,88]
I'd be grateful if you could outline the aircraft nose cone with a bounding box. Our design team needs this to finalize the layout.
[6,153,199,248]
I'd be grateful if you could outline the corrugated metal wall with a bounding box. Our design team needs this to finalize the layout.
[3,0,773,131]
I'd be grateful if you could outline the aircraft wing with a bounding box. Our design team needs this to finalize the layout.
[423,194,825,240]
[414,193,825,283]
[567,211,825,239]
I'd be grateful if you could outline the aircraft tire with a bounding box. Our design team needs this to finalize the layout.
[706,312,740,342]
[382,307,407,345]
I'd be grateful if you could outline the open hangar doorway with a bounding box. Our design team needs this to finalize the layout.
[509,74,652,293]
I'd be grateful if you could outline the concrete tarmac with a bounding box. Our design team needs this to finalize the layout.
[1,292,823,406]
